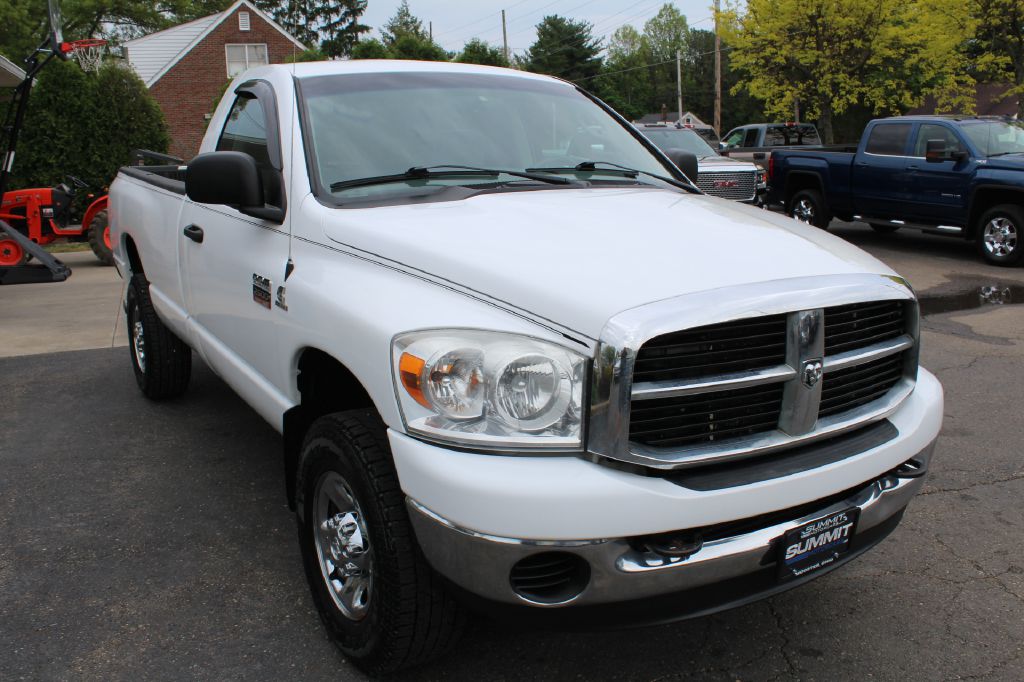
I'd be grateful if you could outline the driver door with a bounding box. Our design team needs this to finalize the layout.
[179,82,291,393]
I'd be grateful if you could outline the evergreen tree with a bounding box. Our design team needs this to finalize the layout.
[456,39,508,67]
[318,0,370,58]
[381,0,427,46]
[524,15,602,83]
[256,0,318,48]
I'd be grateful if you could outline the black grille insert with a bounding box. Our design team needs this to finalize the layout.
[629,383,784,448]
[819,353,905,418]
[634,314,787,383]
[824,300,905,356]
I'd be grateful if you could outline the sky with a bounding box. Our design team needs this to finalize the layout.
[360,0,718,55]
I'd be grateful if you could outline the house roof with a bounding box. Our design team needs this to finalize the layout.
[124,0,305,87]
[635,111,712,127]
[0,53,26,88]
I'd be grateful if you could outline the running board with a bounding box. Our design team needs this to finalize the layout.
[852,216,963,234]
[0,219,72,284]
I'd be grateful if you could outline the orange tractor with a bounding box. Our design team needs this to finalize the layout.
[0,180,110,267]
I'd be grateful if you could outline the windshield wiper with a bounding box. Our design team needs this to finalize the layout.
[330,164,576,191]
[987,152,1022,158]
[526,161,698,193]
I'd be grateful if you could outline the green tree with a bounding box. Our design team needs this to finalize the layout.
[721,0,973,142]
[643,4,689,112]
[593,25,653,120]
[974,0,1024,117]
[256,0,318,47]
[318,0,370,58]
[457,38,507,67]
[11,60,167,190]
[381,0,426,46]
[350,38,389,59]
[388,34,448,61]
[524,15,602,82]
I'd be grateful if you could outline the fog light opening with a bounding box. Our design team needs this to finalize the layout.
[509,552,590,605]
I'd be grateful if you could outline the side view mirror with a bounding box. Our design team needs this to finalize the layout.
[187,151,263,207]
[925,139,967,164]
[665,148,699,184]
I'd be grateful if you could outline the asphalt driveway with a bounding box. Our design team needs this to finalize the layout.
[1,224,1023,680]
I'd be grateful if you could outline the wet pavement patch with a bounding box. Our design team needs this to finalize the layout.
[918,277,1024,316]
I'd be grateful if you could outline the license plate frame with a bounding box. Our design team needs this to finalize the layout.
[778,507,860,581]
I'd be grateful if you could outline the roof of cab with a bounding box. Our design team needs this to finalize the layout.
[248,59,570,85]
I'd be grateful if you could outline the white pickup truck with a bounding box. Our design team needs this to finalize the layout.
[110,61,943,674]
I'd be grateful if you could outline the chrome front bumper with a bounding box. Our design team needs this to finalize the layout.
[408,441,934,614]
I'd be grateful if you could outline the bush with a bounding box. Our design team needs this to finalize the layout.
[10,59,169,193]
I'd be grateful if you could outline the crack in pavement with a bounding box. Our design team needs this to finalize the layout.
[918,473,1024,496]
[766,600,798,681]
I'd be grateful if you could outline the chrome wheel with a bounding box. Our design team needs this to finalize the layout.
[792,198,815,224]
[131,310,146,373]
[313,471,373,621]
[983,217,1018,258]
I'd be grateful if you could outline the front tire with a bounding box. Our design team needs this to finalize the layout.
[788,189,831,229]
[976,204,1024,267]
[88,210,113,265]
[295,411,465,675]
[126,273,191,399]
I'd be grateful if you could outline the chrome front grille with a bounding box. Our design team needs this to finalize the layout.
[696,170,758,201]
[587,276,920,472]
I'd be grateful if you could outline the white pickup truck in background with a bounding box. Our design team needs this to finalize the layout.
[109,61,943,675]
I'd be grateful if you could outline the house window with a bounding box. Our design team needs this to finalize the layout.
[226,44,268,77]
[239,11,251,31]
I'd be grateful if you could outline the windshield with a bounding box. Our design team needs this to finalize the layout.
[961,120,1024,157]
[297,72,674,201]
[638,128,717,157]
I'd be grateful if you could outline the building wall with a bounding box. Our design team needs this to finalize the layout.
[150,6,300,159]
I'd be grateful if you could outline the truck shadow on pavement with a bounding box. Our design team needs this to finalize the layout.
[1,347,1008,681]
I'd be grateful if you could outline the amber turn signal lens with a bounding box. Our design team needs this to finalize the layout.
[399,352,430,408]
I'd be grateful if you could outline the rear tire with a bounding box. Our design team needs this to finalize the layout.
[295,410,466,675]
[126,273,191,399]
[976,204,1024,267]
[787,189,831,229]
[869,223,900,234]
[88,210,113,266]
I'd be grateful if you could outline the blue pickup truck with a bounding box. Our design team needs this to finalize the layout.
[767,116,1024,266]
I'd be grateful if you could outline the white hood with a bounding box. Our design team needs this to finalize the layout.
[324,187,895,339]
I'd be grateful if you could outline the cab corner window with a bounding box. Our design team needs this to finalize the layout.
[865,123,912,156]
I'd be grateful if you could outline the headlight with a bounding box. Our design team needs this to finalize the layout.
[392,330,587,451]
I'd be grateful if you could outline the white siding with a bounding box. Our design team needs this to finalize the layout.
[124,15,219,86]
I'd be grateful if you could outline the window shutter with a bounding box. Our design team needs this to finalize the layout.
[239,11,251,31]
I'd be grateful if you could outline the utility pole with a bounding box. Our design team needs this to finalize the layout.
[502,10,509,63]
[714,0,721,135]
[676,49,683,123]
[429,21,433,41]
[794,98,800,123]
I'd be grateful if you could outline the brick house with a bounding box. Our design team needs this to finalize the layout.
[124,0,305,159]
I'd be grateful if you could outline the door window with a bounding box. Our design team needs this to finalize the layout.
[865,123,913,156]
[743,129,759,147]
[913,124,964,157]
[216,95,284,209]
[723,129,745,148]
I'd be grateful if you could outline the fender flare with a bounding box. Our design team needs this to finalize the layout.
[82,194,108,231]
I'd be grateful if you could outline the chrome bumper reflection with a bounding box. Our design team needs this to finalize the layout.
[408,441,934,608]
